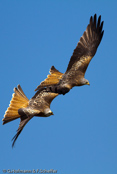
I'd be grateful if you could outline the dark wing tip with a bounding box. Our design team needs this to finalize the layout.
[66,14,104,72]
[90,14,104,34]
[12,131,20,148]
[11,116,32,148]
[86,13,104,54]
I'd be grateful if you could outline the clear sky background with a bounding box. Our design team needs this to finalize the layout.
[0,0,117,174]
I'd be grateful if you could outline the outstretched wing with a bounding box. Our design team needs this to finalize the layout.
[35,66,63,91]
[65,14,104,75]
[35,14,104,95]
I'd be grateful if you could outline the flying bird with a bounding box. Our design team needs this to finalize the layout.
[35,14,104,95]
[2,85,58,147]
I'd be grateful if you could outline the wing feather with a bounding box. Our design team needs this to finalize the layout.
[66,14,104,74]
[33,14,104,95]
[29,88,58,109]
[12,115,33,147]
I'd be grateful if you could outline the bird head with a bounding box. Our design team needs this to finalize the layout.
[44,108,54,117]
[80,78,90,86]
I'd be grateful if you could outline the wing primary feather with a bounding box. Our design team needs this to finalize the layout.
[97,15,101,29]
[34,14,104,95]
[66,14,104,72]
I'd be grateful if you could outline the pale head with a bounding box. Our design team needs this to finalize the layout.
[44,108,54,117]
[80,78,90,86]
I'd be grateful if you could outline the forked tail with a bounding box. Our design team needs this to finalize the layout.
[35,66,63,91]
[2,85,29,125]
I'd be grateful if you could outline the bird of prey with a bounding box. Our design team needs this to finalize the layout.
[2,85,58,147]
[35,14,104,95]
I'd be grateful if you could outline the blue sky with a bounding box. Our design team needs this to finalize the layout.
[0,1,117,174]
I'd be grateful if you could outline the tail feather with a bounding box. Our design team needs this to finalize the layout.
[35,66,63,91]
[2,85,29,125]
[16,84,29,100]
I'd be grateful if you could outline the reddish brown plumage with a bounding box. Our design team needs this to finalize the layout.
[35,14,104,95]
[3,85,58,147]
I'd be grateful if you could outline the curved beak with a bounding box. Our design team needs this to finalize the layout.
[87,82,90,85]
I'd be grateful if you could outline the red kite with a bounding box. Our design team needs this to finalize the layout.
[35,14,104,95]
[2,85,58,147]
